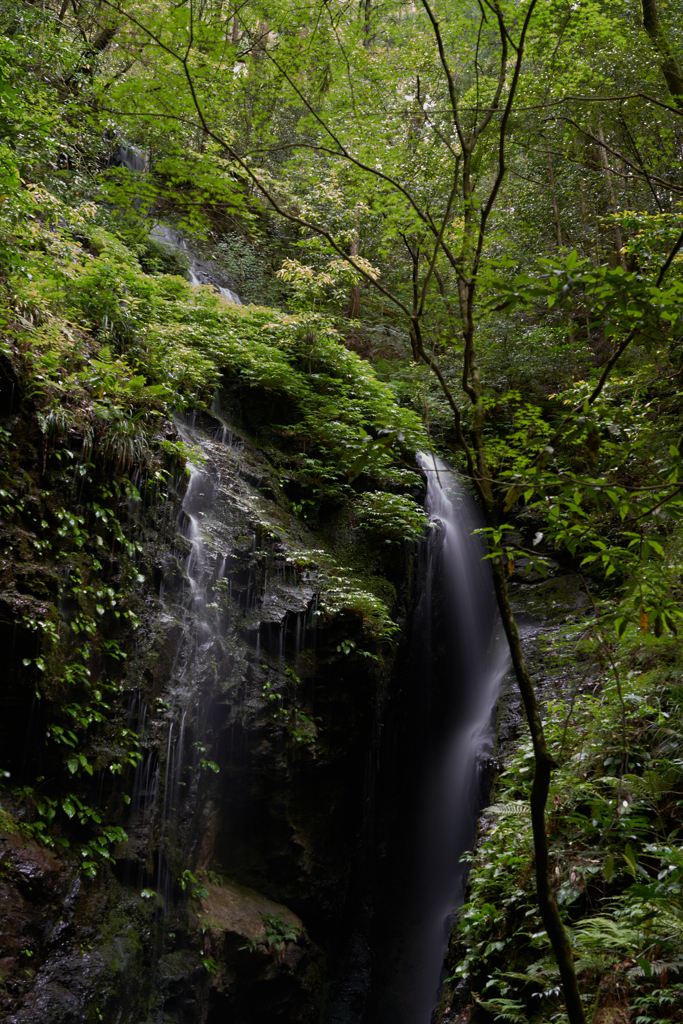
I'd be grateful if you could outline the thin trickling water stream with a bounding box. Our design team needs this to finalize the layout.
[150,223,242,304]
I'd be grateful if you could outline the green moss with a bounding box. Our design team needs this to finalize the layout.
[98,895,146,977]
[0,806,18,836]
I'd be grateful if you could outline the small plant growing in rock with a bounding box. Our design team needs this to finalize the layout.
[200,953,219,975]
[179,869,209,902]
[289,712,318,746]
[336,639,378,661]
[243,913,303,953]
[197,950,219,974]
[261,913,302,951]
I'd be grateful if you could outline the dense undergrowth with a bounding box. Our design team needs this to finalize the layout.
[443,619,683,1024]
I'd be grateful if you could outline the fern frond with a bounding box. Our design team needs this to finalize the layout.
[627,958,683,981]
[574,915,641,953]
[474,996,526,1022]
[488,802,530,816]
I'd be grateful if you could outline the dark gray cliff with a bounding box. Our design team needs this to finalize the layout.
[0,374,420,1024]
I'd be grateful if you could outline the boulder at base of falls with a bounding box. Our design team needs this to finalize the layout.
[196,878,324,1024]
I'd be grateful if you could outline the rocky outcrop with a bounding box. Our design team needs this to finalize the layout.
[197,878,323,1024]
[0,392,416,1023]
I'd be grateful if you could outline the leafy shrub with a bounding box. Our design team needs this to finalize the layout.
[355,491,428,541]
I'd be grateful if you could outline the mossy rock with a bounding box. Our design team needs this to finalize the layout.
[198,877,302,942]
[509,573,589,623]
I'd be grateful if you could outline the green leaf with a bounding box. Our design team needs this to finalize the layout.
[623,843,638,876]
[635,955,652,979]
[348,449,370,482]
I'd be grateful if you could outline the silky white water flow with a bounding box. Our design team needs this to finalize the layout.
[382,453,509,1024]
[111,141,149,173]
[150,223,242,303]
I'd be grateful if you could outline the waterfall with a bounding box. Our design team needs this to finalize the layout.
[107,153,241,302]
[111,141,149,174]
[370,452,509,1024]
[121,415,229,918]
[150,223,242,303]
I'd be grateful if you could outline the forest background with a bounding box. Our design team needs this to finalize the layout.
[2,0,683,1022]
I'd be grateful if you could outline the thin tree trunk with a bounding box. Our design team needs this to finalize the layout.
[597,126,626,268]
[642,0,683,106]
[362,0,372,48]
[55,0,70,32]
[348,231,360,318]
[544,132,563,248]
[487,551,587,1024]
[457,131,586,1017]
[252,21,269,61]
[414,306,588,1024]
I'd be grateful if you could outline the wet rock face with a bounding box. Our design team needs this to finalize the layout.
[0,832,113,1024]
[508,570,590,624]
[0,833,65,1014]
[0,404,410,1023]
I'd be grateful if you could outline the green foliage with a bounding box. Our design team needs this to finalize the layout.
[179,870,209,902]
[261,912,302,950]
[260,668,320,746]
[0,377,151,874]
[317,567,398,638]
[3,189,424,501]
[215,235,287,308]
[200,954,220,975]
[451,620,683,1019]
[243,913,303,954]
[277,256,380,312]
[354,491,428,542]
